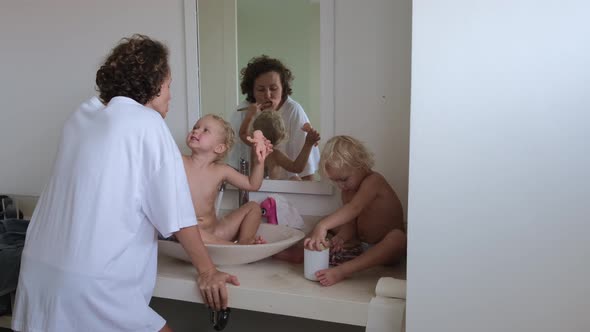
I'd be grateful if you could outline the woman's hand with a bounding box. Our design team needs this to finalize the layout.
[246,103,261,117]
[197,268,240,311]
[304,225,329,251]
[246,101,273,117]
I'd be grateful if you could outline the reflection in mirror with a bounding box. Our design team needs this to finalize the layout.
[197,0,325,182]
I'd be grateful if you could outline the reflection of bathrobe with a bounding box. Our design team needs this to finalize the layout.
[228,96,320,179]
[12,97,197,332]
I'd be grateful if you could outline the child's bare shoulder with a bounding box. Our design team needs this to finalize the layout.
[209,161,230,174]
[182,154,191,164]
[363,172,398,195]
[362,171,388,186]
[214,162,239,178]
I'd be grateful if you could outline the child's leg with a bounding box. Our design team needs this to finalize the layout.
[214,201,262,244]
[316,229,406,286]
[330,221,358,248]
[198,228,237,245]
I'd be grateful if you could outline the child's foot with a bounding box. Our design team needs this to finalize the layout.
[316,266,346,286]
[252,235,267,244]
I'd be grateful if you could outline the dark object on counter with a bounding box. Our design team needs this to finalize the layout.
[0,218,30,318]
[0,195,24,220]
[209,307,231,331]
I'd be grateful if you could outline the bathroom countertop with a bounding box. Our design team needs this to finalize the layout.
[154,253,406,326]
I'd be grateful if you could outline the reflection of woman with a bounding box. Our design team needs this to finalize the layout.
[12,35,237,332]
[229,55,320,180]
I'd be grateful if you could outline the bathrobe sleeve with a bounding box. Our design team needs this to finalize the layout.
[142,132,197,239]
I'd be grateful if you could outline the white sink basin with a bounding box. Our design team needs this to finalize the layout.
[158,224,305,265]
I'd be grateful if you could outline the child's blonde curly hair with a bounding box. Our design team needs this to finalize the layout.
[204,114,235,160]
[319,135,374,176]
[252,111,288,145]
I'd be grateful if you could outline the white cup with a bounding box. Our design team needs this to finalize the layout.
[304,248,329,281]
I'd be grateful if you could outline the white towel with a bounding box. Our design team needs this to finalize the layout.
[366,297,405,332]
[255,194,305,229]
[376,277,406,299]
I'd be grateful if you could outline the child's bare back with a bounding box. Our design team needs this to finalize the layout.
[342,171,405,245]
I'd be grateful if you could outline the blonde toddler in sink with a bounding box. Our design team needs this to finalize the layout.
[183,114,272,245]
[304,136,407,286]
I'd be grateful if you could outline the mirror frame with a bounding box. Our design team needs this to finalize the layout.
[184,0,334,195]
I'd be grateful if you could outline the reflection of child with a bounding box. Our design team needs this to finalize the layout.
[301,123,319,146]
[183,114,271,245]
[304,136,406,286]
[240,110,320,180]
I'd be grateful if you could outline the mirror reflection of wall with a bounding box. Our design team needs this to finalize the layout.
[198,0,321,181]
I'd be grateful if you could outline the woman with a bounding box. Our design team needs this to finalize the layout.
[229,55,320,180]
[12,34,237,332]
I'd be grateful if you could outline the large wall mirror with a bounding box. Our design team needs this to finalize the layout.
[186,0,334,194]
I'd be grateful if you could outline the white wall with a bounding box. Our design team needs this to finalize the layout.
[335,0,412,218]
[198,0,239,119]
[408,1,590,331]
[0,0,191,195]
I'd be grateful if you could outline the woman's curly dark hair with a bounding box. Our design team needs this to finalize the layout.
[96,34,170,105]
[240,55,293,104]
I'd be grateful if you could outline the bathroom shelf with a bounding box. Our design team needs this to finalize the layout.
[154,253,406,327]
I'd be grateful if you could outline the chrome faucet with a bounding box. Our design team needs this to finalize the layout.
[238,158,249,206]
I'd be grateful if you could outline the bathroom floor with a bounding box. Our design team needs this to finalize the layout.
[150,297,365,332]
[0,299,405,332]
[0,315,11,330]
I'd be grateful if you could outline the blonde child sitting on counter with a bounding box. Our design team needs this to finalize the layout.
[304,136,406,286]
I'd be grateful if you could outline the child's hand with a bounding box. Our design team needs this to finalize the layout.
[262,138,273,158]
[304,225,329,251]
[330,236,344,253]
[304,128,320,147]
[301,123,320,147]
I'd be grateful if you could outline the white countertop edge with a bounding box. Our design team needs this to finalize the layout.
[154,273,405,326]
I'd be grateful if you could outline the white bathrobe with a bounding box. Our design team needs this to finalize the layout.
[12,97,197,332]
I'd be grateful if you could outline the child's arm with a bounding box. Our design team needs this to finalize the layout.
[273,127,321,173]
[222,150,266,191]
[330,223,357,253]
[304,173,381,250]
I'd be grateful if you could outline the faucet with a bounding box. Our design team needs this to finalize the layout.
[238,158,249,206]
[215,181,226,218]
